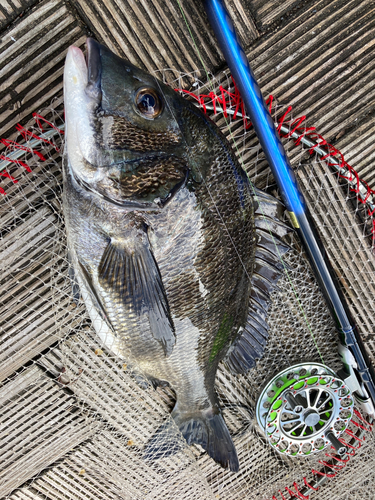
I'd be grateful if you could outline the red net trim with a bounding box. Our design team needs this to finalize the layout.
[0,139,47,161]
[0,115,63,195]
[266,410,373,500]
[15,123,61,151]
[175,79,375,242]
[31,113,64,135]
[0,155,31,173]
[352,409,373,431]
[1,83,374,242]
[1,84,374,244]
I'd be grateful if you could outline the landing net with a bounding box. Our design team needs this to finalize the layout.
[0,71,374,500]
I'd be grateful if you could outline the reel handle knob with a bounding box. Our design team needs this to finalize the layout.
[285,392,305,413]
[325,430,347,455]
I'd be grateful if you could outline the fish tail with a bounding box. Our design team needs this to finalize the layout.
[145,404,239,472]
[176,408,239,472]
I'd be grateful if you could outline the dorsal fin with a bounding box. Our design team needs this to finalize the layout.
[224,188,292,375]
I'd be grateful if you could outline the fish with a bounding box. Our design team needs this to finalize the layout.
[63,38,290,472]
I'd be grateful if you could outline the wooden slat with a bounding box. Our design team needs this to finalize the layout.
[10,491,44,500]
[71,0,218,75]
[213,0,259,46]
[0,366,96,498]
[0,201,86,381]
[0,0,86,140]
[39,329,174,442]
[296,159,375,336]
[71,0,257,81]
[248,0,308,31]
[244,0,375,190]
[0,149,63,226]
[9,428,215,500]
[335,113,375,190]
[0,0,38,31]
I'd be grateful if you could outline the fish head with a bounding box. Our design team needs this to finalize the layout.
[64,38,208,209]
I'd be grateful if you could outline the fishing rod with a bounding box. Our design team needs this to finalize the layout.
[203,0,375,418]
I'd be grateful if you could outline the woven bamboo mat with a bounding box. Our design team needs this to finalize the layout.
[1,1,375,499]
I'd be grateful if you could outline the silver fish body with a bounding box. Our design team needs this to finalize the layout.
[63,39,289,472]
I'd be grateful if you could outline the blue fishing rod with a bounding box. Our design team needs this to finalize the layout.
[204,0,375,416]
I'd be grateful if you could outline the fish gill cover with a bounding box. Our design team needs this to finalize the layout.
[0,59,375,499]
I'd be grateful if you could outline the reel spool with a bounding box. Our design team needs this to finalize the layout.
[256,363,354,456]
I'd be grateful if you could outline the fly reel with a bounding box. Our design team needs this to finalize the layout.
[256,363,354,456]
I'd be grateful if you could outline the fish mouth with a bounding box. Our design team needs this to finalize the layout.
[65,39,187,210]
[85,38,102,101]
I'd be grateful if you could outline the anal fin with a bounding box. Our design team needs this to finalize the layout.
[225,188,292,375]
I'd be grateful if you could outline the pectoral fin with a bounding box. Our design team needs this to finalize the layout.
[98,236,175,356]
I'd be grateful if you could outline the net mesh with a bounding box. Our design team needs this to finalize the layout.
[1,71,375,500]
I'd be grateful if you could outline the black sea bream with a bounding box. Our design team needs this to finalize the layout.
[63,39,290,472]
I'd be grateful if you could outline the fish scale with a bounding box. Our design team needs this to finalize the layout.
[63,38,291,472]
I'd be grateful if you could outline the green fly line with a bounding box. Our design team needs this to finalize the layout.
[174,0,326,366]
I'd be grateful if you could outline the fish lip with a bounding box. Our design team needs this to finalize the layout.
[86,37,102,100]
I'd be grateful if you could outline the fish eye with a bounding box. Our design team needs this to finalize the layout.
[135,87,163,119]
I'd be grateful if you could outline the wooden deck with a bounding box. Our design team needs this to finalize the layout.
[1,1,375,499]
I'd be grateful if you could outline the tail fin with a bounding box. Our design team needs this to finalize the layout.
[145,408,239,472]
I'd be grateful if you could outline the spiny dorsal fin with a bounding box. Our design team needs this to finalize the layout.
[224,188,292,375]
[98,236,175,356]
